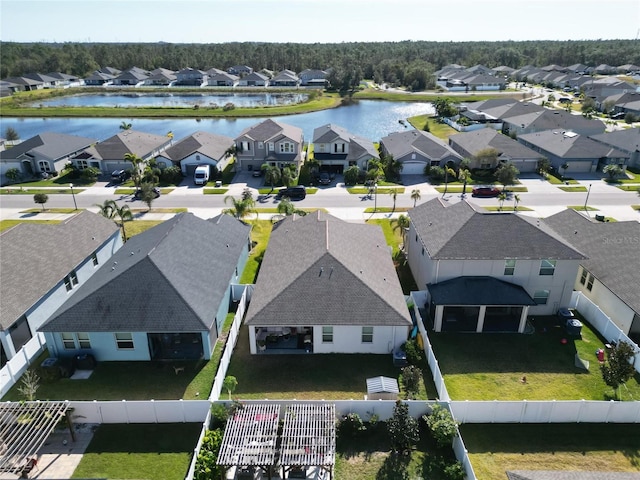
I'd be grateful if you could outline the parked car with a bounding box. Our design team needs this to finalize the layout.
[252,169,263,177]
[318,172,331,185]
[134,186,161,199]
[471,186,501,198]
[277,185,306,200]
[110,169,130,183]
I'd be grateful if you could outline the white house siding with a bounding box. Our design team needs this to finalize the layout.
[312,325,408,354]
[170,152,218,176]
[575,272,636,334]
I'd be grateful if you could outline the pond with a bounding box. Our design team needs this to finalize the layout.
[0,100,435,143]
[31,92,310,108]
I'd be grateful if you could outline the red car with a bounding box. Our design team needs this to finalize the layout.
[471,186,501,198]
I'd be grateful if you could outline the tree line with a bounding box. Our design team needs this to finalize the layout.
[2,39,638,91]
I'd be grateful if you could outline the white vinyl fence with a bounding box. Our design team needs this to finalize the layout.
[570,291,640,374]
[69,399,211,424]
[0,333,46,397]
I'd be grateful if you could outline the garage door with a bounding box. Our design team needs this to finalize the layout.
[401,162,427,175]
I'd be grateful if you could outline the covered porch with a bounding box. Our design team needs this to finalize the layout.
[147,332,204,360]
[427,277,536,333]
[252,327,314,354]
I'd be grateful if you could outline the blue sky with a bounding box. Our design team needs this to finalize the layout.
[1,0,638,43]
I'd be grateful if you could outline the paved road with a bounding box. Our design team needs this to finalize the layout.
[1,173,638,222]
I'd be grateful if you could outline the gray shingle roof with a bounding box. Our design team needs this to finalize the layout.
[381,130,461,163]
[84,130,171,160]
[312,124,378,161]
[428,276,535,305]
[245,212,411,327]
[236,119,303,144]
[507,471,640,480]
[449,129,540,160]
[545,208,640,315]
[39,213,250,333]
[0,212,119,330]
[518,130,626,160]
[409,199,586,261]
[504,110,606,135]
[590,128,640,154]
[162,131,234,162]
[0,132,96,161]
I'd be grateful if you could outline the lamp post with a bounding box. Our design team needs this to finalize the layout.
[583,183,592,216]
[69,183,77,210]
[373,182,378,213]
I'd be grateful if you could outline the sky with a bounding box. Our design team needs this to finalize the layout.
[1,0,639,44]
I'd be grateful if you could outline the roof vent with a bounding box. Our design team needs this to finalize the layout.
[319,267,324,276]
[130,252,134,255]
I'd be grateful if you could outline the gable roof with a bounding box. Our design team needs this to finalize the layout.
[449,129,539,160]
[589,128,640,154]
[518,130,626,160]
[428,276,536,305]
[409,199,585,261]
[236,119,303,144]
[312,124,378,161]
[0,132,96,161]
[545,208,640,315]
[245,212,411,327]
[161,131,234,161]
[381,130,461,163]
[504,110,606,135]
[83,130,171,160]
[39,213,250,333]
[0,212,119,329]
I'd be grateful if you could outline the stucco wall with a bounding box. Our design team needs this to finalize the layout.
[311,325,409,354]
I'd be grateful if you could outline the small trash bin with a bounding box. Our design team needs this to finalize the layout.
[596,348,605,362]
[565,319,583,336]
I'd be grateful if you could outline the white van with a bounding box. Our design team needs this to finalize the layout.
[194,165,210,185]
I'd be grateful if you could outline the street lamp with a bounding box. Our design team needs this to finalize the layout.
[583,183,592,216]
[69,183,77,210]
[373,182,378,213]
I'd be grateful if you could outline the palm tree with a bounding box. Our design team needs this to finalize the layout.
[389,189,398,212]
[262,164,281,194]
[124,153,144,189]
[96,200,133,241]
[119,121,132,131]
[281,166,295,188]
[410,188,421,207]
[224,195,254,220]
[513,194,521,212]
[497,192,507,211]
[392,214,410,249]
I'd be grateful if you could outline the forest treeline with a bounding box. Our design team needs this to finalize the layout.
[2,40,638,91]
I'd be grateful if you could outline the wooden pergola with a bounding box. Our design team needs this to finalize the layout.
[279,403,336,480]
[0,401,73,475]
[216,403,281,479]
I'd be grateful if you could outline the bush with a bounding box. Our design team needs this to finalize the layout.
[160,165,183,185]
[80,166,101,182]
[338,413,366,439]
[424,404,459,448]
[194,429,225,480]
[298,163,312,186]
[443,461,465,480]
[222,102,236,111]
[429,166,445,182]
[343,165,360,186]
[403,339,425,365]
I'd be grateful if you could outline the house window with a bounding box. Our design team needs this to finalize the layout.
[586,274,595,291]
[317,144,325,153]
[258,142,264,149]
[61,333,76,350]
[241,141,251,152]
[411,153,416,160]
[430,160,440,167]
[579,268,587,285]
[76,160,88,170]
[77,332,91,349]
[92,252,99,266]
[334,143,345,153]
[533,290,550,305]
[504,259,516,276]
[322,326,333,343]
[362,326,373,343]
[268,143,274,151]
[64,271,79,292]
[539,259,556,276]
[38,161,52,172]
[115,332,134,349]
[279,142,294,153]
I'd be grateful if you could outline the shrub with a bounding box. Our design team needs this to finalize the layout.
[403,339,424,365]
[400,365,422,399]
[4,167,21,184]
[194,429,225,480]
[80,166,101,182]
[338,413,366,439]
[387,400,419,453]
[222,102,236,111]
[424,404,459,448]
[429,166,445,182]
[343,165,360,186]
[443,461,465,480]
[160,165,183,185]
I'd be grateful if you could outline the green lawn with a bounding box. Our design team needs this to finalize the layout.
[429,316,640,401]
[347,187,405,195]
[568,205,599,211]
[434,186,528,194]
[364,207,410,213]
[558,186,588,192]
[546,174,579,185]
[71,423,201,480]
[406,115,459,141]
[202,188,228,194]
[483,206,533,212]
[239,220,273,284]
[0,219,62,231]
[462,423,640,479]
[0,187,83,194]
[616,185,640,192]
[227,325,436,400]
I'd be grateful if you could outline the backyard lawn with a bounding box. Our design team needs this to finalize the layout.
[71,423,200,480]
[462,423,640,478]
[226,325,436,400]
[429,316,640,401]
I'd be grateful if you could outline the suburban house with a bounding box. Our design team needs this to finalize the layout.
[112,68,150,86]
[207,72,238,87]
[601,92,640,117]
[0,132,97,184]
[502,110,606,138]
[380,130,462,175]
[227,65,253,76]
[590,128,640,169]
[312,124,379,174]
[1,76,43,91]
[156,131,234,176]
[84,71,115,86]
[237,72,269,87]
[518,130,628,173]
[174,68,207,86]
[0,212,122,367]
[74,129,172,174]
[46,72,83,87]
[145,68,176,86]
[457,99,544,130]
[299,69,329,87]
[39,213,251,362]
[448,128,541,172]
[23,73,59,88]
[406,199,586,332]
[545,209,640,339]
[244,212,412,355]
[270,70,300,87]
[234,119,304,172]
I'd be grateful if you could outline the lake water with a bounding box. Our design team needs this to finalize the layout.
[0,100,435,143]
[32,92,309,108]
